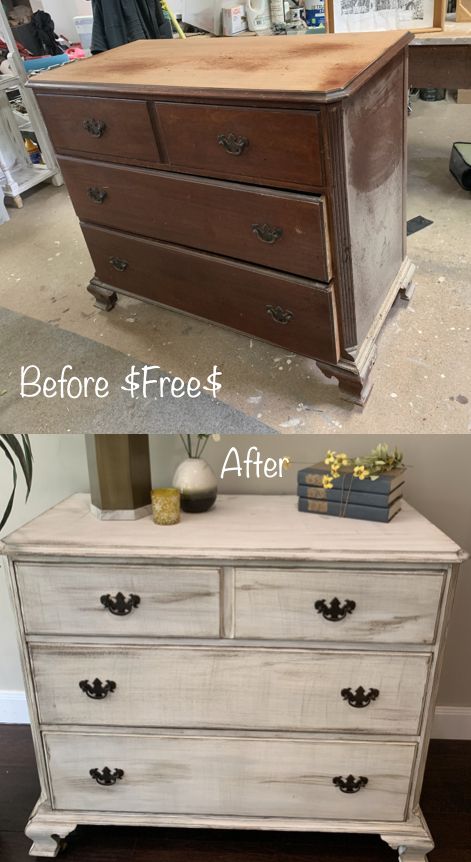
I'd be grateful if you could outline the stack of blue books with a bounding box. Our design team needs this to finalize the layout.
[297,463,405,523]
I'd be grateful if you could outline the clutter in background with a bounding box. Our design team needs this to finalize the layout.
[90,0,173,53]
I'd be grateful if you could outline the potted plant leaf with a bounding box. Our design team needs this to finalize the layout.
[0,435,33,531]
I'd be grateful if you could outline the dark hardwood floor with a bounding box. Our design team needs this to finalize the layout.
[0,726,470,861]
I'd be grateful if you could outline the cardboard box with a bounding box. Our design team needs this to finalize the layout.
[222,4,248,34]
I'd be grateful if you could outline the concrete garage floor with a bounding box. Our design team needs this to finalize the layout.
[0,98,470,433]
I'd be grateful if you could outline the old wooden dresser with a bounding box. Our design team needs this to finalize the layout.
[31,33,414,405]
[2,494,465,860]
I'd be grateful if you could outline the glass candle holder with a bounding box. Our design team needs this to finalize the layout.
[151,488,180,525]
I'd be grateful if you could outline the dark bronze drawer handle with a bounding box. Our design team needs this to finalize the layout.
[90,767,123,786]
[333,775,368,794]
[266,304,293,325]
[83,118,106,138]
[87,186,107,204]
[217,133,249,156]
[79,678,117,699]
[315,598,356,621]
[109,256,128,272]
[100,592,140,615]
[252,223,283,244]
[341,687,379,708]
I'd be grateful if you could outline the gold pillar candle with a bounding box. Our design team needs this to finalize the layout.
[151,488,180,525]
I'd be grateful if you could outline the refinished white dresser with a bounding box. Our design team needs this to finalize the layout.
[2,494,466,860]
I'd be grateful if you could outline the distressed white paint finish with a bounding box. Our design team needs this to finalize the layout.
[1,494,464,563]
[1,494,464,860]
[235,569,444,644]
[31,645,431,734]
[16,564,221,637]
[44,732,416,821]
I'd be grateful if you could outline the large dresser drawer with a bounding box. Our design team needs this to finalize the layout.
[82,224,340,363]
[60,157,331,282]
[15,564,220,637]
[36,95,160,163]
[45,731,416,821]
[234,569,444,643]
[156,103,323,190]
[32,645,430,734]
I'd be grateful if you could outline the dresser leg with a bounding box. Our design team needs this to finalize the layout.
[87,277,118,312]
[25,815,77,857]
[381,834,434,862]
[315,361,373,406]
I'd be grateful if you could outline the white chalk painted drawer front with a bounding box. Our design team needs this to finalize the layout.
[45,732,416,822]
[16,564,220,637]
[31,645,430,734]
[234,569,444,643]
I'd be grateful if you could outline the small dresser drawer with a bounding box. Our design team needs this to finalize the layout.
[235,569,444,643]
[31,644,430,734]
[156,103,323,190]
[82,224,340,363]
[60,157,331,281]
[36,95,160,162]
[15,563,220,637]
[45,731,415,821]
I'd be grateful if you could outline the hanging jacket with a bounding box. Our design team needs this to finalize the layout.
[91,0,172,54]
[32,11,64,56]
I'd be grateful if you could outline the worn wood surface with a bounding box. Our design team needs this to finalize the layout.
[81,224,340,364]
[156,103,323,189]
[59,157,331,281]
[31,644,430,734]
[30,34,412,101]
[234,568,444,643]
[2,495,463,563]
[16,564,221,637]
[35,95,159,162]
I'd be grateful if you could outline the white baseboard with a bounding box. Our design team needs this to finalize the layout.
[0,691,470,738]
[0,690,30,723]
[431,705,471,740]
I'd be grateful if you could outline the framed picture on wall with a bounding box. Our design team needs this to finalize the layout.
[326,0,445,33]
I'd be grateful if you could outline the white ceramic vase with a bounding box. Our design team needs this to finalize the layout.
[172,458,217,513]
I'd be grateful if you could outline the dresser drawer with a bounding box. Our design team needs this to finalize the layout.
[82,224,340,363]
[32,645,430,734]
[156,103,323,190]
[235,569,444,643]
[36,95,160,162]
[15,564,220,637]
[45,731,415,821]
[60,157,331,282]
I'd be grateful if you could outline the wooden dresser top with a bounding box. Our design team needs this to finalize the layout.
[31,32,412,102]
[1,493,464,564]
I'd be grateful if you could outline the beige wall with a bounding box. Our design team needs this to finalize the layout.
[1,434,470,708]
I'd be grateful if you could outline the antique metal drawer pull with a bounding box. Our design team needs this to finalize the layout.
[341,686,379,708]
[252,223,283,244]
[217,133,249,156]
[109,256,128,272]
[266,304,293,325]
[79,678,117,699]
[100,592,140,615]
[333,775,368,794]
[83,118,106,138]
[315,598,356,621]
[89,767,124,786]
[87,186,107,204]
